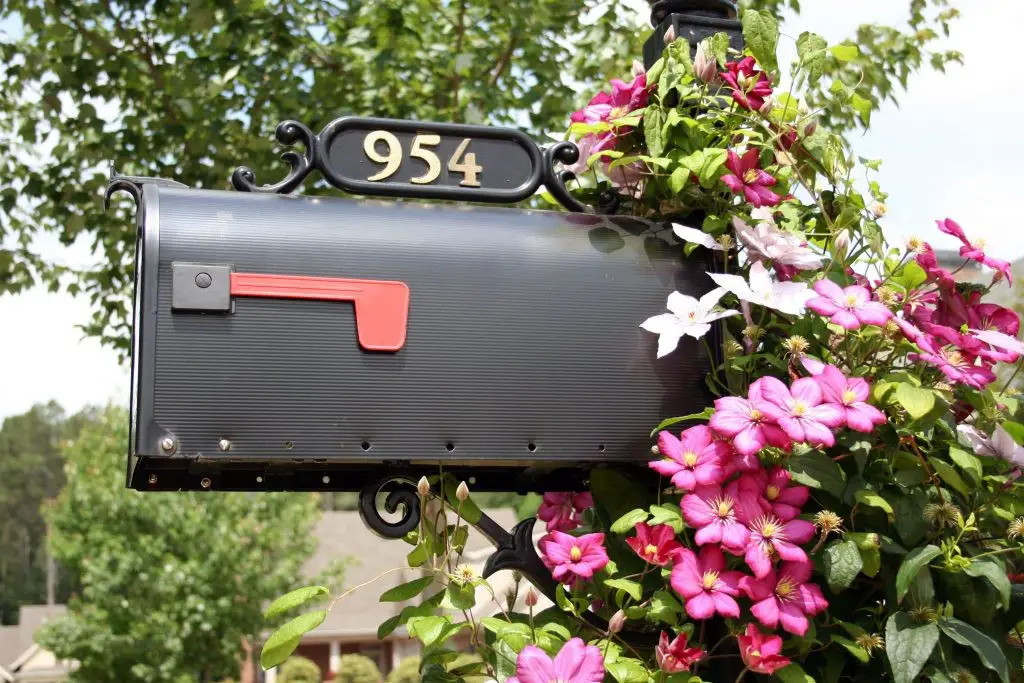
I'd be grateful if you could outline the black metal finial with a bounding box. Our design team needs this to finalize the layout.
[642,0,743,69]
[647,0,738,26]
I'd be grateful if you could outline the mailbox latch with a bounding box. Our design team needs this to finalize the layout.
[171,262,232,312]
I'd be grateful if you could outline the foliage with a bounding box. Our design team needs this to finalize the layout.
[385,657,421,683]
[36,407,340,683]
[278,656,322,683]
[335,654,383,683]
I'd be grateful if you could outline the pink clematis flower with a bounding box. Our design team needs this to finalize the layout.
[721,149,781,208]
[670,546,745,620]
[807,279,893,330]
[709,382,791,457]
[655,631,706,673]
[911,336,997,389]
[916,243,957,290]
[571,73,650,126]
[936,218,1012,285]
[538,531,609,585]
[649,425,731,490]
[721,57,773,111]
[625,522,683,567]
[737,624,792,675]
[744,514,816,578]
[814,364,887,433]
[755,376,845,448]
[740,561,829,636]
[537,492,594,533]
[737,467,809,522]
[507,638,604,683]
[681,485,750,553]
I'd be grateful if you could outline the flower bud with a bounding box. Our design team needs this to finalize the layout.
[455,480,470,502]
[833,229,850,260]
[632,59,645,78]
[524,587,539,607]
[803,119,818,136]
[417,476,430,498]
[759,96,775,116]
[870,202,888,219]
[693,43,718,84]
[650,444,660,456]
[663,25,677,44]
[608,609,626,635]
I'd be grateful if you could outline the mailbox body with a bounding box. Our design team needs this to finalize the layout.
[129,185,716,491]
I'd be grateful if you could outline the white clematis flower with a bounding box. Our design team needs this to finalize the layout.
[672,223,725,251]
[707,261,815,316]
[640,287,739,358]
[971,329,1024,356]
[957,423,1024,469]
[733,217,825,271]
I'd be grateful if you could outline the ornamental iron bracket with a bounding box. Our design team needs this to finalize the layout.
[103,165,189,210]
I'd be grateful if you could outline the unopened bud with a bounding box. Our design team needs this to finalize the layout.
[759,97,775,116]
[525,588,539,608]
[694,43,718,84]
[870,202,888,219]
[455,480,470,502]
[663,25,677,44]
[833,229,850,259]
[803,119,818,136]
[650,444,660,456]
[632,59,645,78]
[417,476,430,498]
[608,609,626,635]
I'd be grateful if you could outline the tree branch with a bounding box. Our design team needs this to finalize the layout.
[488,31,518,87]
[449,0,467,120]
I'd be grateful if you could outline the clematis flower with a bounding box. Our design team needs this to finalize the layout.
[743,467,810,522]
[681,485,750,553]
[744,514,816,578]
[740,561,829,636]
[656,631,706,673]
[936,218,1012,285]
[814,364,887,433]
[915,243,957,290]
[807,279,893,330]
[670,546,745,620]
[650,425,731,490]
[640,289,740,358]
[571,73,650,126]
[911,336,996,389]
[709,383,791,457]
[538,531,609,584]
[709,261,815,316]
[537,492,594,533]
[721,57,773,111]
[721,149,781,208]
[737,624,791,675]
[673,223,726,251]
[507,638,604,683]
[972,329,1024,357]
[733,217,825,272]
[957,424,1024,469]
[755,376,845,448]
[625,522,683,566]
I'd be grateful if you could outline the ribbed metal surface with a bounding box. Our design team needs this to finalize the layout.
[136,188,715,468]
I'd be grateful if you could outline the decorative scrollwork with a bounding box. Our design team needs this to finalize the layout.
[481,517,561,600]
[103,165,188,211]
[358,475,421,539]
[541,141,591,214]
[230,120,317,194]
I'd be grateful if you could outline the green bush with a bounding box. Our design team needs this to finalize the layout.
[336,654,382,683]
[279,656,322,683]
[385,657,420,683]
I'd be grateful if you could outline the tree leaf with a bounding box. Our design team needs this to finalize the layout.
[938,617,1010,683]
[796,31,828,84]
[894,490,928,546]
[788,450,847,498]
[380,575,435,603]
[850,93,872,126]
[830,44,860,62]
[669,166,689,195]
[407,615,467,647]
[264,585,329,621]
[964,559,1011,610]
[741,10,780,73]
[896,545,942,603]
[885,612,939,683]
[823,539,863,592]
[610,508,649,535]
[604,578,643,601]
[930,459,969,498]
[606,657,648,683]
[647,504,683,533]
[895,383,935,420]
[261,610,327,669]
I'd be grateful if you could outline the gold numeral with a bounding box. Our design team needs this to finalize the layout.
[362,131,485,187]
[447,138,482,187]
[408,134,442,184]
[363,130,402,181]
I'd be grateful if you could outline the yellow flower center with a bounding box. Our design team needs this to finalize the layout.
[947,350,964,366]
[791,401,807,416]
[744,168,760,184]
[842,389,858,405]
[683,450,699,467]
[570,546,582,562]
[976,238,987,250]
[844,294,860,307]
[609,106,628,120]
[716,499,734,518]
[645,544,659,557]
[760,520,778,538]
[749,409,763,421]
[775,577,795,598]
[766,485,780,501]
[702,570,720,590]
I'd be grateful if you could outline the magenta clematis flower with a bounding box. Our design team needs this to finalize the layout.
[537,492,594,533]
[936,218,1012,284]
[507,638,604,683]
[814,364,887,433]
[670,546,745,620]
[709,382,790,457]
[911,336,997,389]
[740,561,829,636]
[571,73,650,126]
[681,485,750,553]
[807,279,893,330]
[738,467,809,522]
[755,376,845,448]
[721,57,773,111]
[916,243,957,290]
[737,624,791,675]
[650,425,731,490]
[625,522,683,567]
[744,514,816,578]
[721,149,781,208]
[655,631,706,673]
[538,531,609,584]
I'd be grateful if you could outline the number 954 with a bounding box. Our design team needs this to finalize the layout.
[363,131,482,187]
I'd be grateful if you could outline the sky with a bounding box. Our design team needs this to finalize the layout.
[1,0,1021,419]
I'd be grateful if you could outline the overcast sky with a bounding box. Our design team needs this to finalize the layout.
[1,1,1021,419]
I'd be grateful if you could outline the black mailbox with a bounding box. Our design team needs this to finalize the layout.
[115,118,716,492]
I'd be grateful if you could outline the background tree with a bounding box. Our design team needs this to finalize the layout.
[37,407,342,683]
[0,0,959,353]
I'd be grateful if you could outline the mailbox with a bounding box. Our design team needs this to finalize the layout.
[114,118,717,493]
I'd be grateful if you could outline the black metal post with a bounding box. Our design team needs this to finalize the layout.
[642,0,744,69]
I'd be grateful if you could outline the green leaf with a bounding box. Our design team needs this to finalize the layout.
[606,657,648,683]
[698,148,728,188]
[741,10,780,73]
[831,635,870,663]
[796,31,828,84]
[261,610,327,669]
[931,459,969,498]
[647,504,683,533]
[407,543,429,568]
[964,559,1011,609]
[408,615,469,648]
[380,575,435,603]
[443,582,477,610]
[948,446,982,483]
[604,578,643,601]
[648,590,683,626]
[830,44,860,62]
[894,490,928,547]
[775,662,816,683]
[1000,420,1024,446]
[896,545,942,603]
[938,617,1010,682]
[823,539,863,592]
[669,166,689,195]
[895,383,935,420]
[885,612,939,683]
[709,32,731,66]
[855,489,894,517]
[788,450,847,498]
[850,93,872,126]
[494,639,518,680]
[264,585,329,621]
[611,508,649,535]
[859,546,882,578]
[644,107,665,159]
[650,407,714,436]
